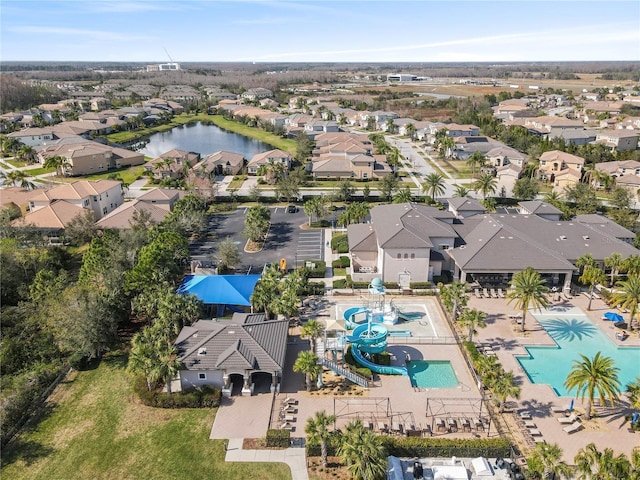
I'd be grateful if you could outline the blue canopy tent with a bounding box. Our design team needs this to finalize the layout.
[177,274,261,317]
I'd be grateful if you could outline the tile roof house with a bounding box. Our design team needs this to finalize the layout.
[143,149,201,179]
[347,203,457,284]
[247,149,292,175]
[486,145,528,169]
[12,199,88,231]
[537,150,585,192]
[193,151,245,176]
[495,163,522,197]
[27,180,123,219]
[95,188,186,229]
[595,130,640,151]
[174,313,288,396]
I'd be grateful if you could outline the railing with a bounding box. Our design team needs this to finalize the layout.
[387,336,458,345]
[319,359,370,388]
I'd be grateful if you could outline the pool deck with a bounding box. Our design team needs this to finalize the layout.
[470,292,640,463]
[210,293,639,470]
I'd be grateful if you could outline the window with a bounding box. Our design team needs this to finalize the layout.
[404,253,408,259]
[411,253,415,259]
[198,373,207,380]
[102,207,107,215]
[397,253,401,259]
[93,196,98,202]
[439,244,450,250]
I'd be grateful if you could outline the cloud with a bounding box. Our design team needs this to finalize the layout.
[7,26,153,42]
[231,16,290,25]
[83,0,191,13]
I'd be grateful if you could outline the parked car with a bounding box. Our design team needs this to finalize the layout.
[286,205,298,213]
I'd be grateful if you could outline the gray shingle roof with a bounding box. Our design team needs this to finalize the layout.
[448,197,486,212]
[347,223,378,252]
[518,201,562,216]
[369,203,456,249]
[175,313,288,373]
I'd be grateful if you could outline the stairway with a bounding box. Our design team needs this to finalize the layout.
[319,358,369,388]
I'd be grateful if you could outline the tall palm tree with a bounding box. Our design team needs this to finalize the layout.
[574,443,631,480]
[626,376,640,412]
[305,410,336,468]
[301,318,323,354]
[491,371,521,413]
[466,151,487,179]
[579,265,606,311]
[127,327,161,391]
[156,342,182,393]
[439,281,469,322]
[422,172,446,202]
[293,350,321,392]
[564,353,621,420]
[604,252,624,288]
[458,308,487,342]
[5,169,35,189]
[474,173,498,200]
[610,276,640,331]
[393,185,413,203]
[475,354,502,389]
[507,267,549,332]
[623,254,640,277]
[44,155,71,176]
[576,253,596,274]
[527,442,572,480]
[338,419,387,480]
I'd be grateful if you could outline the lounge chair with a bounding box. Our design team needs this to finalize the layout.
[280,422,294,430]
[498,288,505,298]
[551,405,568,414]
[483,288,490,298]
[563,421,583,434]
[490,288,498,298]
[518,411,532,420]
[558,413,579,424]
[474,288,482,298]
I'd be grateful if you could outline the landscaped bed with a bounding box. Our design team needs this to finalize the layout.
[1,351,292,480]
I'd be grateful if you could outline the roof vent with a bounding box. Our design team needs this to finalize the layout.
[228,330,235,334]
[198,348,206,355]
[460,245,466,249]
[560,235,567,240]
[583,235,590,240]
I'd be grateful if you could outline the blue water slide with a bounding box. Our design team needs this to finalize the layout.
[350,344,408,376]
[344,307,369,329]
[396,311,423,321]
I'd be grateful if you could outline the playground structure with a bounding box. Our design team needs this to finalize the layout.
[340,279,410,376]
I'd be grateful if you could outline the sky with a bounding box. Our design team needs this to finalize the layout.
[1,0,639,63]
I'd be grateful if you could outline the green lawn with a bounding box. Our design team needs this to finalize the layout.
[1,352,292,480]
[6,159,27,168]
[25,166,56,176]
[84,166,145,185]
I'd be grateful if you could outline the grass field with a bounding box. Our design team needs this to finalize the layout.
[1,352,292,480]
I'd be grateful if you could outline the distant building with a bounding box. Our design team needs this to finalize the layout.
[146,63,181,72]
[387,74,418,82]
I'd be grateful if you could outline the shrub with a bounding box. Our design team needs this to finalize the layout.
[331,234,349,253]
[409,282,431,289]
[338,256,350,267]
[352,281,370,289]
[302,260,326,278]
[371,351,391,366]
[303,281,325,296]
[383,282,398,289]
[310,220,330,228]
[333,278,347,288]
[331,259,342,268]
[133,376,221,409]
[265,429,291,448]
[344,346,373,379]
[380,436,511,458]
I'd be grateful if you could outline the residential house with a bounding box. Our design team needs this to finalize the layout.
[522,116,585,138]
[447,197,486,219]
[173,313,288,396]
[0,186,46,216]
[7,127,56,147]
[442,123,480,138]
[27,180,124,219]
[95,188,185,229]
[241,88,273,101]
[495,163,522,197]
[486,145,528,169]
[311,154,391,180]
[538,150,585,188]
[144,149,201,180]
[247,149,292,175]
[595,130,640,152]
[517,200,562,221]
[193,151,245,176]
[12,200,88,233]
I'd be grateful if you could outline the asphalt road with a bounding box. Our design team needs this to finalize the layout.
[189,206,325,273]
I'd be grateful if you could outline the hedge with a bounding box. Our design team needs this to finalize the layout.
[331,256,350,268]
[303,281,326,296]
[266,429,291,448]
[409,282,431,289]
[302,260,326,278]
[331,234,349,253]
[333,279,347,288]
[381,436,511,458]
[133,376,221,408]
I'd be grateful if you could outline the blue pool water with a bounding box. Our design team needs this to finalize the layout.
[516,314,640,397]
[407,360,459,388]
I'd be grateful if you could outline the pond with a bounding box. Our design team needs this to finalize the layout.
[137,121,273,159]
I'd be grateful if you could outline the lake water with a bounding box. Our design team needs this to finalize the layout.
[138,122,273,159]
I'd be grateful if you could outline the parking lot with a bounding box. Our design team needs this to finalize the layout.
[188,206,325,273]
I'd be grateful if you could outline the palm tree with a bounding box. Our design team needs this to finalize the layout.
[474,173,498,200]
[305,410,336,468]
[466,151,487,179]
[623,255,640,277]
[458,308,487,342]
[439,281,469,322]
[393,185,413,203]
[626,376,640,412]
[452,184,470,197]
[491,371,521,413]
[422,172,446,202]
[574,443,631,479]
[507,267,549,332]
[5,169,35,189]
[527,442,572,480]
[564,353,621,420]
[127,327,162,391]
[18,144,37,164]
[301,318,323,353]
[293,350,321,392]
[43,155,71,176]
[338,419,387,480]
[156,342,182,393]
[579,265,606,311]
[475,354,502,389]
[576,253,596,274]
[604,253,624,288]
[610,276,640,331]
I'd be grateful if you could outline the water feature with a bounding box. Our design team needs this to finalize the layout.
[406,360,459,388]
[137,121,273,158]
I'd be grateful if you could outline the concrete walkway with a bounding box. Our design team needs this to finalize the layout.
[225,438,309,480]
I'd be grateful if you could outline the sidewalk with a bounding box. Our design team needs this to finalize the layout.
[225,438,309,480]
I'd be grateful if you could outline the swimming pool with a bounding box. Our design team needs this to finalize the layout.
[516,313,640,397]
[406,360,459,388]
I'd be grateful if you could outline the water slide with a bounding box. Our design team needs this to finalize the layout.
[344,307,369,329]
[345,324,408,376]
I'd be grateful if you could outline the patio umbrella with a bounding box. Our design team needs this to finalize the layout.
[569,399,574,412]
[603,311,624,322]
